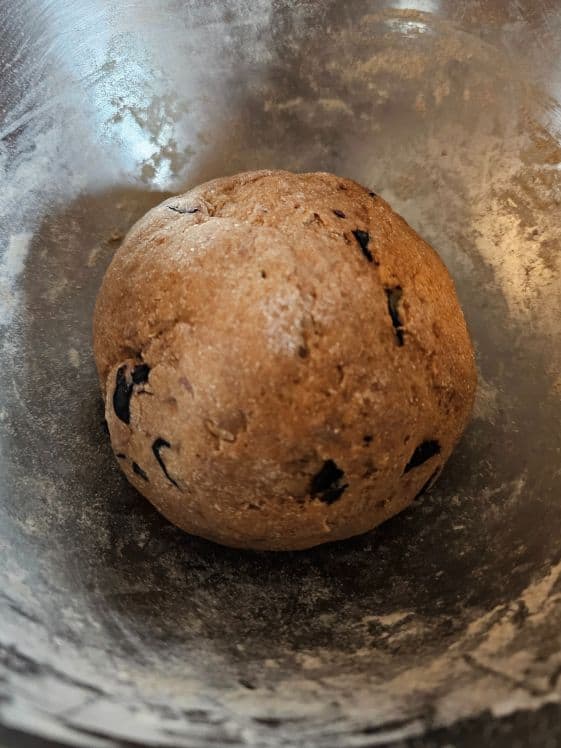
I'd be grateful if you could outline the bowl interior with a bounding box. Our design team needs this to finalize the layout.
[1,1,561,745]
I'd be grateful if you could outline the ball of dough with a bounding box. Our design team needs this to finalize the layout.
[93,170,476,551]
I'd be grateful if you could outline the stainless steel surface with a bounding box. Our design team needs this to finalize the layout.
[1,1,561,746]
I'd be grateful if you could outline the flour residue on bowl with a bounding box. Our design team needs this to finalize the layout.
[0,233,32,325]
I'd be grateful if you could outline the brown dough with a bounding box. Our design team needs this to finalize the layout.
[93,170,476,550]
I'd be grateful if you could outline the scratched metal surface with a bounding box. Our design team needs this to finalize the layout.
[1,1,561,746]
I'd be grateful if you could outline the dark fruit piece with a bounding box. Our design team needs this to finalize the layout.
[152,438,179,488]
[132,462,149,481]
[352,229,374,263]
[112,362,151,424]
[167,205,200,214]
[333,209,346,218]
[385,287,405,346]
[310,459,349,505]
[404,441,441,473]
[113,365,133,424]
[132,363,150,384]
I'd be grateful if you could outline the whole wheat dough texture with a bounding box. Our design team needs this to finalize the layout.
[93,170,477,550]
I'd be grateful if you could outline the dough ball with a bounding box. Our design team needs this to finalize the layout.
[93,170,476,551]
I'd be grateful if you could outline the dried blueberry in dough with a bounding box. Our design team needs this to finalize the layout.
[111,362,150,424]
[385,287,405,346]
[404,440,441,473]
[352,229,375,263]
[113,365,133,424]
[152,438,179,488]
[132,462,149,481]
[310,460,348,505]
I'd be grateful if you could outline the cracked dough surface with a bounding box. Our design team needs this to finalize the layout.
[93,170,477,550]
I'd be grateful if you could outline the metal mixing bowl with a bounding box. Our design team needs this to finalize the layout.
[2,1,561,746]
